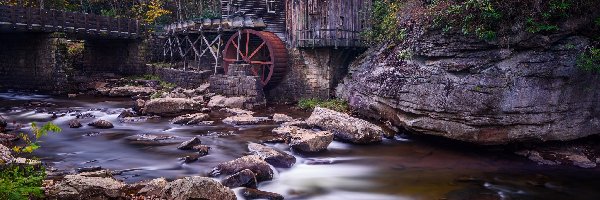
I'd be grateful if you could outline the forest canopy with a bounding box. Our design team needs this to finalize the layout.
[0,0,221,25]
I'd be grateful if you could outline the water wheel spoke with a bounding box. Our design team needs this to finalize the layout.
[248,41,266,60]
[231,38,246,60]
[223,58,237,62]
[245,31,250,57]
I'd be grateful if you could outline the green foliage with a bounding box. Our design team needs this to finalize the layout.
[12,122,61,154]
[160,81,176,90]
[577,47,600,73]
[298,98,349,113]
[434,0,502,40]
[0,165,45,200]
[363,0,405,44]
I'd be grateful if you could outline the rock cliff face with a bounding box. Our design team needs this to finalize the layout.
[337,31,600,144]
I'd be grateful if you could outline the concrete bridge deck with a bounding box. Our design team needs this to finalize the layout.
[0,5,141,39]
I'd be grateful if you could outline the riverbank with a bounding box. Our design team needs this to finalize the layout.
[1,87,600,199]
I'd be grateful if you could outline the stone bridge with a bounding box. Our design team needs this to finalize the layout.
[0,6,147,92]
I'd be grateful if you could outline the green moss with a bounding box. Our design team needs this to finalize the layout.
[298,98,349,113]
[577,47,600,73]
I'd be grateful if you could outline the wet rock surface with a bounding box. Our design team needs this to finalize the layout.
[143,98,203,117]
[88,120,114,129]
[125,134,187,146]
[223,114,270,125]
[0,133,18,144]
[240,188,284,200]
[272,113,294,123]
[68,119,82,128]
[272,125,334,152]
[221,169,257,188]
[210,155,274,182]
[337,32,600,144]
[177,137,201,150]
[44,170,128,199]
[161,176,236,200]
[0,116,6,132]
[108,86,156,97]
[248,143,296,168]
[172,113,210,125]
[306,107,383,144]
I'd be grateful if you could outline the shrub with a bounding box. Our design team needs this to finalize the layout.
[0,165,45,200]
[363,0,405,44]
[1,122,61,200]
[577,47,600,73]
[298,98,349,113]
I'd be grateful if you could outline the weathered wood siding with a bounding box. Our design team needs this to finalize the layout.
[221,0,286,41]
[286,0,371,48]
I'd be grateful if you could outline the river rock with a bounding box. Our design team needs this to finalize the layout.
[193,145,211,156]
[1,144,13,164]
[68,119,82,128]
[223,114,270,125]
[273,113,294,123]
[240,188,284,200]
[125,134,186,146]
[306,107,383,144]
[172,113,210,125]
[336,32,600,144]
[177,137,201,150]
[117,110,135,118]
[0,116,6,132]
[108,86,156,97]
[221,169,258,188]
[0,133,18,144]
[210,155,274,182]
[45,170,128,199]
[134,178,168,198]
[161,176,236,200]
[289,128,334,153]
[223,108,255,116]
[133,99,146,113]
[144,98,203,117]
[248,143,296,168]
[88,120,114,129]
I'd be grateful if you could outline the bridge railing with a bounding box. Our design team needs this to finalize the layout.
[0,5,141,38]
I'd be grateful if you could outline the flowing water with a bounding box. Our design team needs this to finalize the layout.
[2,91,600,200]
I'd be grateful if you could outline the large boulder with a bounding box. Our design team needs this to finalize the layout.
[108,86,156,97]
[45,170,128,199]
[144,98,203,117]
[272,126,334,152]
[306,107,383,144]
[248,143,296,168]
[134,178,169,198]
[210,155,274,182]
[177,137,201,150]
[337,31,600,144]
[161,176,236,200]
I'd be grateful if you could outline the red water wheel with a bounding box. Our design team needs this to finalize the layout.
[223,29,288,89]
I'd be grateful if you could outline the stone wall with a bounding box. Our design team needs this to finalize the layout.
[82,39,147,75]
[265,48,362,102]
[208,64,266,108]
[144,66,212,89]
[0,33,69,92]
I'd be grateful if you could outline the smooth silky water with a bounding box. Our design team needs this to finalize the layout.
[1,91,600,200]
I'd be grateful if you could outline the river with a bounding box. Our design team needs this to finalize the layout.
[1,91,599,200]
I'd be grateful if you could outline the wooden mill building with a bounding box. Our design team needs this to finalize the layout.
[221,0,372,48]
[163,0,372,100]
